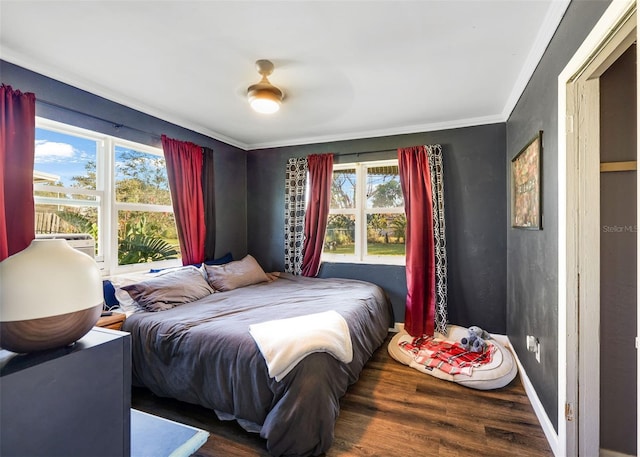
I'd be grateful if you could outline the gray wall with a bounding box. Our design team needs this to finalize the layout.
[505,0,612,431]
[248,123,507,331]
[0,61,248,261]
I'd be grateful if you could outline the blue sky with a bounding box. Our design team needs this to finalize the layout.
[34,128,95,187]
[34,128,167,189]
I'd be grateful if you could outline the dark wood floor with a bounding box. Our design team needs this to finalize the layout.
[132,334,553,457]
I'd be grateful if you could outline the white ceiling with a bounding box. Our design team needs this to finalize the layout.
[0,1,569,150]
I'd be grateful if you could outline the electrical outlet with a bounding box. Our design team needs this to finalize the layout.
[526,335,541,363]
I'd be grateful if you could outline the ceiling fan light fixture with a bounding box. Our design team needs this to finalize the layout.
[247,59,283,114]
[249,90,281,114]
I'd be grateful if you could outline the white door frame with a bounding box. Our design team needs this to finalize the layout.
[557,1,638,456]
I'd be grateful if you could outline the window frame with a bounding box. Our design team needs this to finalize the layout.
[322,159,406,266]
[34,117,181,275]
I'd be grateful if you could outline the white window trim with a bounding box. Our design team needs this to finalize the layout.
[322,159,406,266]
[34,117,181,275]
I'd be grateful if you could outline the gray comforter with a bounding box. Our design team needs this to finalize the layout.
[122,273,392,456]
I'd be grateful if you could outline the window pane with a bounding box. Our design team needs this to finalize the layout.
[330,169,356,209]
[324,214,355,255]
[366,213,406,256]
[34,128,98,189]
[35,203,98,255]
[115,146,171,205]
[366,165,403,209]
[118,210,180,265]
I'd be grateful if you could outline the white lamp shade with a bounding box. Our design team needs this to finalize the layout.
[0,239,103,353]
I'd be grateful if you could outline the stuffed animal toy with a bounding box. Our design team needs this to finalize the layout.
[468,326,489,340]
[460,326,490,353]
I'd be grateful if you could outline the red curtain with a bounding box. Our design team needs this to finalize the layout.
[161,135,206,266]
[0,85,36,261]
[301,153,333,277]
[398,145,436,337]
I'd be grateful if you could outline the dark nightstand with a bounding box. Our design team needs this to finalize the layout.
[0,329,131,457]
[96,312,126,330]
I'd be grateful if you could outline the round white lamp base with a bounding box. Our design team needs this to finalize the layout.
[0,238,104,353]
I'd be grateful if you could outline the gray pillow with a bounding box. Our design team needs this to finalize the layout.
[204,254,269,291]
[122,266,214,312]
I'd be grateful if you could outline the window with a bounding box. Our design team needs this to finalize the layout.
[323,160,405,265]
[34,118,180,274]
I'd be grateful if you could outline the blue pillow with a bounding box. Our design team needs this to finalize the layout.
[204,252,233,266]
[149,252,233,273]
[102,280,119,310]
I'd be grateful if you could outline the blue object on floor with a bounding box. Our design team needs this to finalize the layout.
[131,409,209,457]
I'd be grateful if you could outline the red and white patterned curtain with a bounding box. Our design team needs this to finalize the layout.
[398,144,447,336]
[284,157,308,274]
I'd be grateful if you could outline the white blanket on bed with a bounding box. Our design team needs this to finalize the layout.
[249,310,353,381]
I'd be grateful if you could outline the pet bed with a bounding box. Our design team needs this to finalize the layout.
[388,324,517,390]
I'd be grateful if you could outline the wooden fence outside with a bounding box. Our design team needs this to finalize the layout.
[35,212,71,234]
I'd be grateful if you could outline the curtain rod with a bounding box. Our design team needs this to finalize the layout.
[337,144,441,159]
[336,148,397,158]
[36,99,162,140]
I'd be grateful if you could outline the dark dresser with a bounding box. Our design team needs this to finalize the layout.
[0,328,131,457]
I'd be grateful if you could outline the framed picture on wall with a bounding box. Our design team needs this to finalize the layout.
[511,131,542,229]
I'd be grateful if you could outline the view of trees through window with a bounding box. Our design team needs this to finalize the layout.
[114,146,178,265]
[326,168,356,255]
[33,121,180,269]
[325,162,405,262]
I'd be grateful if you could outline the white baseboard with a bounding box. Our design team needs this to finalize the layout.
[600,449,635,457]
[500,335,560,457]
[391,326,560,456]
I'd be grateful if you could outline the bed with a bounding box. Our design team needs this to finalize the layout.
[117,263,392,457]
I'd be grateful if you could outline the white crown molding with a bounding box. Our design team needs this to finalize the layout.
[501,0,571,120]
[245,114,507,151]
[0,48,251,151]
